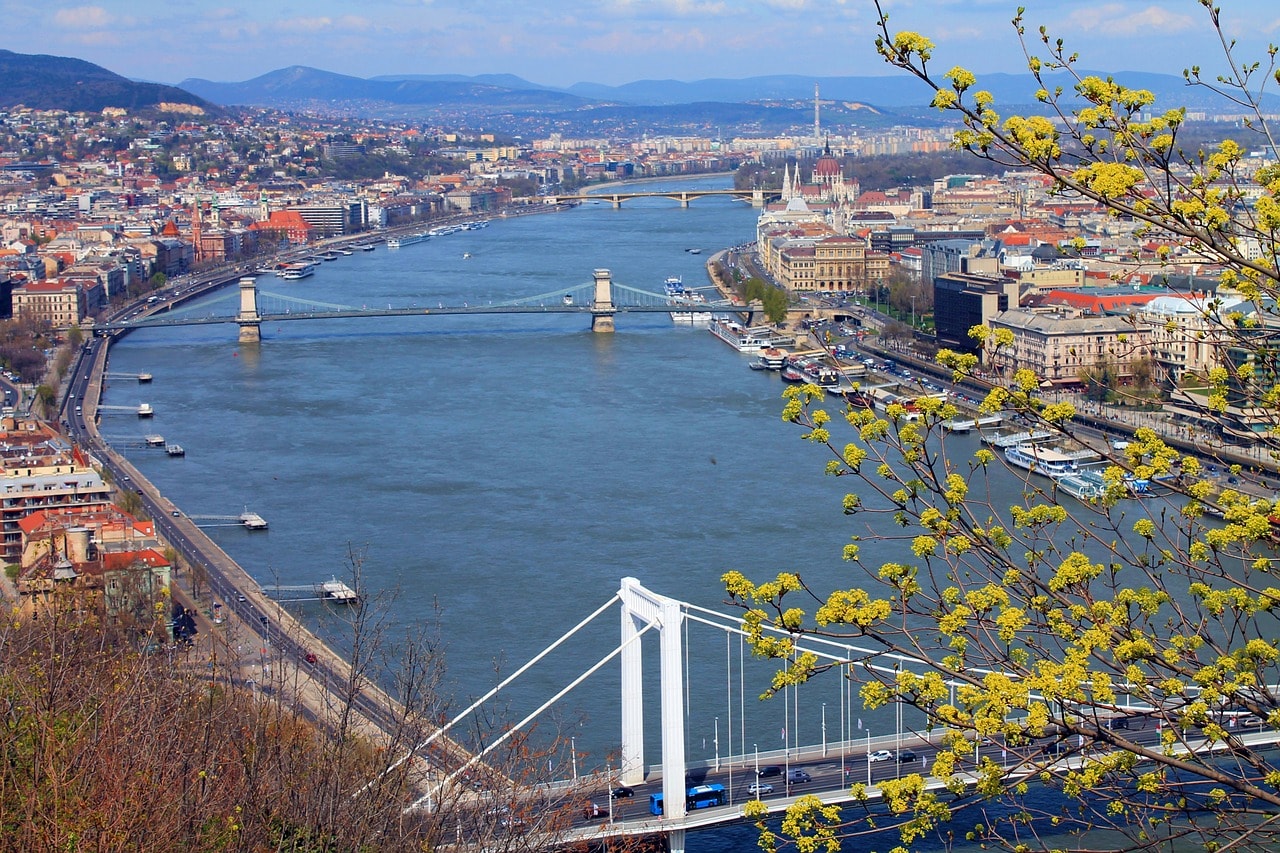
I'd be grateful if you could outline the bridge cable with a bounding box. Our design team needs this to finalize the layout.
[358,592,622,799]
[404,615,660,813]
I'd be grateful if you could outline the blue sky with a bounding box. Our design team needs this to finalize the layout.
[9,0,1280,88]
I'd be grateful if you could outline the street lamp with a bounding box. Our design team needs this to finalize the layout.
[910,295,918,330]
[822,703,827,757]
[866,729,873,787]
[714,717,720,771]
[754,744,760,799]
[571,736,577,783]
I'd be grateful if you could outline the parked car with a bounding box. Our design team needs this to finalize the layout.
[748,782,773,795]
[757,765,782,778]
[868,750,893,762]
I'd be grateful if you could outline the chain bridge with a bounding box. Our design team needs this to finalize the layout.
[95,269,751,343]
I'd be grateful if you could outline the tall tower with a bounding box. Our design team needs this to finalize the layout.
[191,198,203,263]
[814,83,820,140]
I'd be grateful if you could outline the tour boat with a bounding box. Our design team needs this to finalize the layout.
[1005,444,1085,480]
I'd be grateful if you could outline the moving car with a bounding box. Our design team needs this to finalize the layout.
[611,786,634,799]
[868,750,893,762]
[748,782,773,795]
[757,765,782,778]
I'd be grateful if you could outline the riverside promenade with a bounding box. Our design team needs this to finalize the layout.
[69,295,480,800]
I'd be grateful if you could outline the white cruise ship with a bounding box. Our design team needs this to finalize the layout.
[1005,444,1091,480]
[708,318,796,352]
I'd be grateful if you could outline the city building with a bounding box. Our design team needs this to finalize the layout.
[933,270,1020,356]
[987,307,1149,386]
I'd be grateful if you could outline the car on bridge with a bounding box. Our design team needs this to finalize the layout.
[786,769,811,783]
[757,765,782,778]
[868,750,893,762]
[610,786,634,799]
[748,782,773,795]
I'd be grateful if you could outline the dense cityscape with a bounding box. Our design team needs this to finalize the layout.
[4,17,1280,850]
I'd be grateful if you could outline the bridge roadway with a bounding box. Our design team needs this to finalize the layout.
[558,712,1275,843]
[546,188,781,208]
[97,302,734,330]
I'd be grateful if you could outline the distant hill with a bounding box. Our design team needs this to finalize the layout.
[565,71,1280,113]
[174,64,1280,136]
[178,66,594,112]
[0,49,214,114]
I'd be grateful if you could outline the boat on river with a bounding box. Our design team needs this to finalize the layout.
[981,427,1054,448]
[1005,444,1094,480]
[1058,470,1108,502]
[277,263,315,280]
[708,318,795,353]
[387,233,428,249]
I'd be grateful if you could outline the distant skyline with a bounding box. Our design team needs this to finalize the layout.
[8,0,1280,90]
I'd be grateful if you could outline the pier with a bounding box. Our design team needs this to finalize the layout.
[186,509,268,530]
[257,578,361,604]
[96,403,155,417]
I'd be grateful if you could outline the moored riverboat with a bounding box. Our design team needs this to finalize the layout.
[708,318,795,353]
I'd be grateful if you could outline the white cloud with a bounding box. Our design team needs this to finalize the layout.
[1063,4,1196,37]
[52,5,111,29]
[274,16,336,34]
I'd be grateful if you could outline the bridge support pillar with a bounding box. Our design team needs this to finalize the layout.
[236,276,261,343]
[752,189,765,208]
[591,268,616,333]
[610,196,623,209]
[620,578,687,820]
[666,829,686,853]
[679,193,690,208]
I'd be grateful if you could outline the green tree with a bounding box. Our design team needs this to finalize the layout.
[728,5,1280,852]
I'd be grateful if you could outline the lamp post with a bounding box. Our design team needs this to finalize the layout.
[866,729,872,787]
[607,762,613,823]
[714,717,720,771]
[571,736,577,783]
[910,295,918,330]
[754,744,760,800]
[822,703,827,757]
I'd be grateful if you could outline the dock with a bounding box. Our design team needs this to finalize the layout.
[980,427,1054,448]
[260,578,361,604]
[187,508,268,530]
[239,510,268,530]
[314,577,360,604]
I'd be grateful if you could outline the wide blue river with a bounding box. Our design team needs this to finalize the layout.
[101,177,1083,852]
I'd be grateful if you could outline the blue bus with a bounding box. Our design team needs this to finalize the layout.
[649,783,727,815]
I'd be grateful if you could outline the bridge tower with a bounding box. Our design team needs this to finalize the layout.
[619,578,688,852]
[236,276,262,343]
[752,189,766,208]
[591,268,616,333]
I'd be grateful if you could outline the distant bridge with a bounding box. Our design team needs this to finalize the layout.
[548,188,782,209]
[95,268,755,343]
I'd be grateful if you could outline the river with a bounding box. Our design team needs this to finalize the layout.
[98,177,1119,852]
